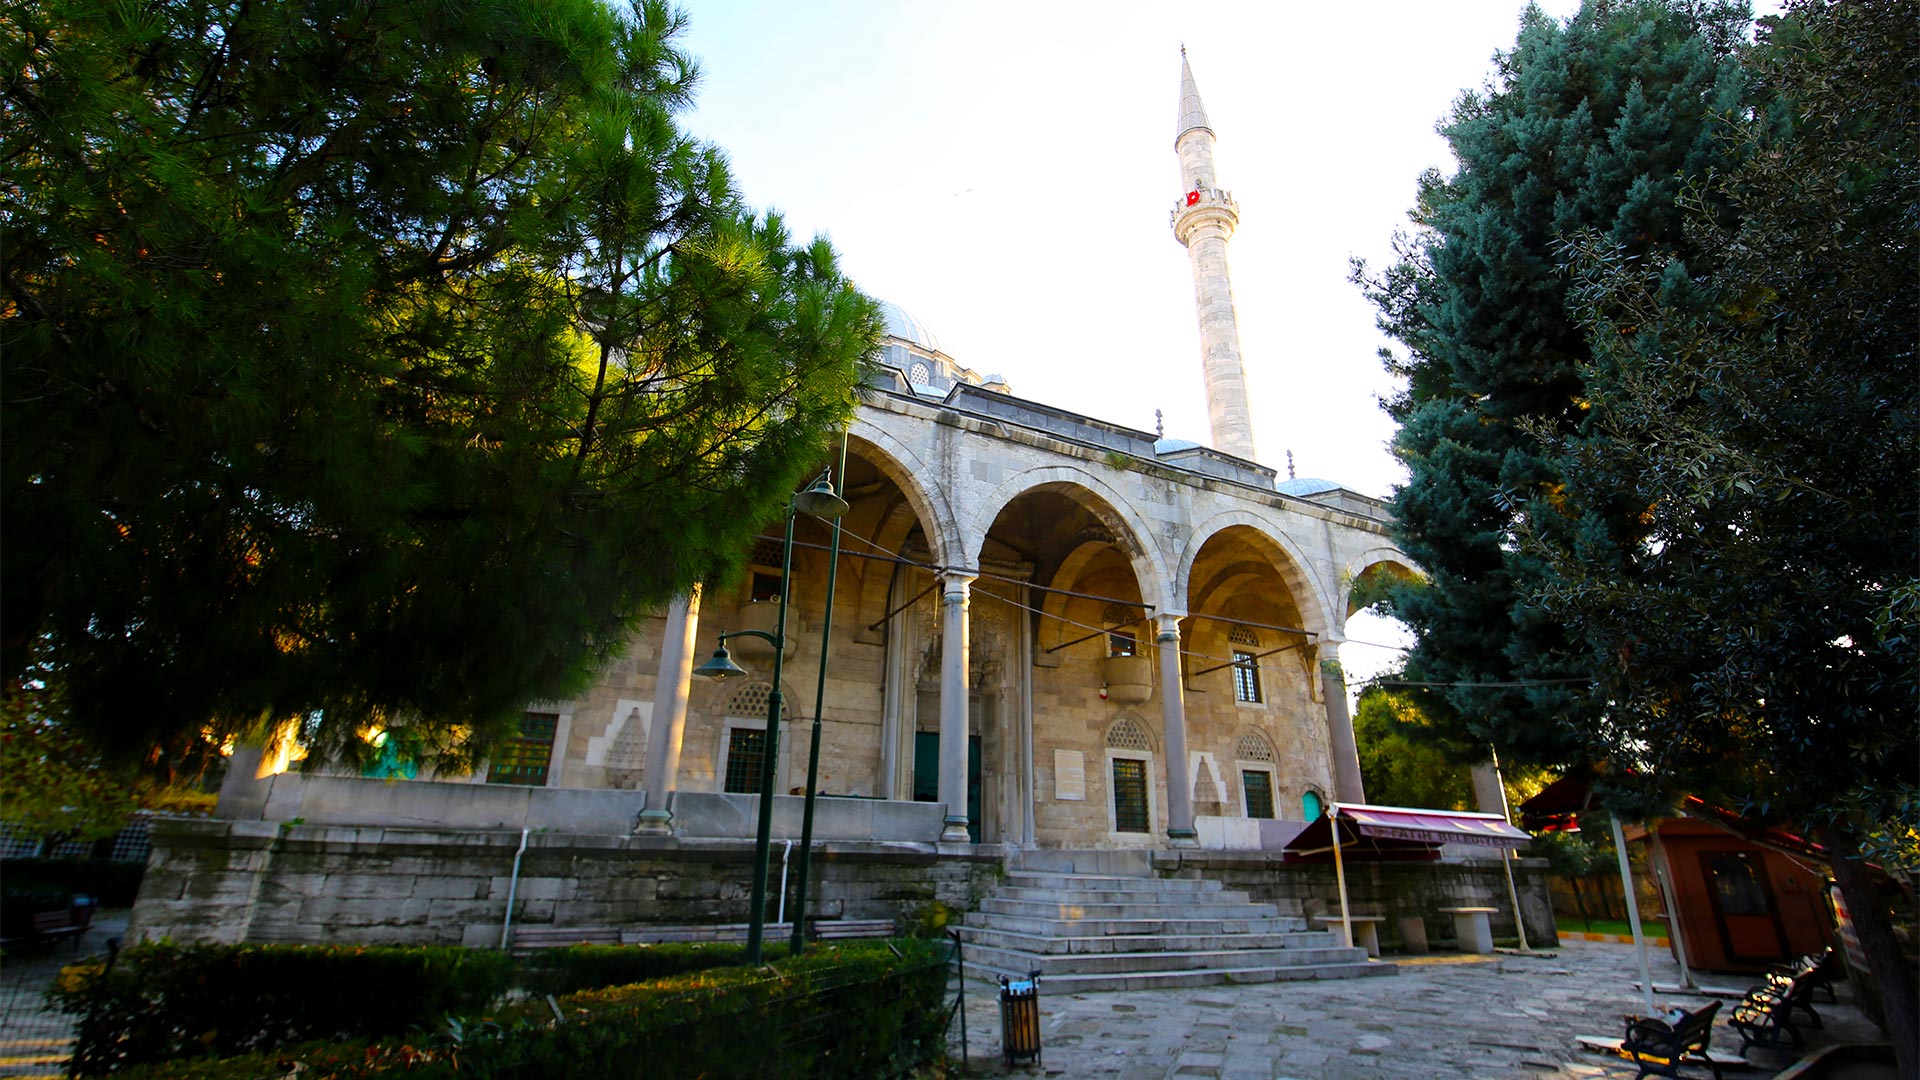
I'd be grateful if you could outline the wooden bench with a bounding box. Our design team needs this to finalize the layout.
[514,920,894,951]
[808,918,896,941]
[509,926,621,950]
[13,910,86,953]
[1621,1000,1724,1079]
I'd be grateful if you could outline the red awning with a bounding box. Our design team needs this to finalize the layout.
[1282,802,1530,863]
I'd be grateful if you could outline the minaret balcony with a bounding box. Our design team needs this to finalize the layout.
[1171,189,1240,244]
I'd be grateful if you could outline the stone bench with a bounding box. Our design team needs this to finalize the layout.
[1311,915,1383,957]
[1438,906,1498,953]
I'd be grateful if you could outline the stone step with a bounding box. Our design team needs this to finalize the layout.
[979,897,1281,920]
[996,884,1252,906]
[962,959,1396,995]
[955,924,1341,955]
[963,941,1371,977]
[965,911,1310,938]
[1001,871,1223,893]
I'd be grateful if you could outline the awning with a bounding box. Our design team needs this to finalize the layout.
[1282,802,1531,863]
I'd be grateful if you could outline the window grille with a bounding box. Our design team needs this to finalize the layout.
[487,712,559,786]
[750,537,785,568]
[1242,770,1276,819]
[1231,651,1263,703]
[1101,603,1133,626]
[107,818,153,863]
[723,728,767,794]
[1111,759,1150,833]
[726,682,783,720]
[1105,717,1152,751]
[1228,624,1260,647]
[1234,733,1276,763]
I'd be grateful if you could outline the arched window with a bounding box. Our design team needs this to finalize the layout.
[1105,717,1155,836]
[1234,733,1278,819]
[720,682,785,795]
[1302,789,1325,822]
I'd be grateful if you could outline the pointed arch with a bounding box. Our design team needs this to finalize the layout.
[1176,510,1336,639]
[965,465,1173,610]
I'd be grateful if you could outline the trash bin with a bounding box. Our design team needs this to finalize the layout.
[998,972,1042,1068]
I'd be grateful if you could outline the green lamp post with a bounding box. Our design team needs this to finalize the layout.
[693,472,848,964]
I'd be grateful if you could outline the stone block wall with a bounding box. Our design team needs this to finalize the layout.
[1159,849,1559,951]
[131,818,1004,949]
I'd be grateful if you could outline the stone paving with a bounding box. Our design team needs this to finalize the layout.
[949,939,1882,1079]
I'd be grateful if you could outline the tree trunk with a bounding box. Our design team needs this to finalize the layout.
[1570,876,1592,929]
[1819,830,1917,1080]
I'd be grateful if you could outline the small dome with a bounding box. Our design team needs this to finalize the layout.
[1154,437,1203,454]
[1276,477,1342,497]
[877,300,943,354]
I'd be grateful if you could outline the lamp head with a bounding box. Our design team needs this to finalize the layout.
[791,475,850,520]
[692,643,750,681]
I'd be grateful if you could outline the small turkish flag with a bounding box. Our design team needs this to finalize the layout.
[1186,190,1201,206]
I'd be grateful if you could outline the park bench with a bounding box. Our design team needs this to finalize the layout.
[512,919,893,951]
[1729,954,1831,1052]
[2,909,87,954]
[509,926,621,950]
[1620,1000,1724,1079]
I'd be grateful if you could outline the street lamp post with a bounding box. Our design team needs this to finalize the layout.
[692,473,848,964]
[789,435,849,956]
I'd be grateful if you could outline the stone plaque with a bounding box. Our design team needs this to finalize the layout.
[1053,750,1085,800]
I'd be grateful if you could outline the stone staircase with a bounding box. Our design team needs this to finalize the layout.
[955,854,1394,993]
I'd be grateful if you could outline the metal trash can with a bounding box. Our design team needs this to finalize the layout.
[999,972,1042,1068]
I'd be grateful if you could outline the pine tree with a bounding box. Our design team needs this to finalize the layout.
[1,0,880,765]
[1354,0,1751,767]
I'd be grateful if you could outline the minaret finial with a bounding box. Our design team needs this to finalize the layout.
[1155,409,1164,438]
[1287,451,1296,480]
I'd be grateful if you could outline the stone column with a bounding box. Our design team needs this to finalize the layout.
[938,571,976,843]
[1319,643,1366,804]
[637,586,700,834]
[1470,763,1506,816]
[1157,613,1199,847]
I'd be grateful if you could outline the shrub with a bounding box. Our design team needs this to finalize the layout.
[56,942,516,1075]
[107,938,955,1080]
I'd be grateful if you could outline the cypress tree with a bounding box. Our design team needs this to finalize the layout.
[1354,0,1751,768]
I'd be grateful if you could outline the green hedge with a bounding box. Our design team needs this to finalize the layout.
[56,940,797,1075]
[104,939,954,1080]
[513,940,788,998]
[55,943,518,1075]
[2,858,146,906]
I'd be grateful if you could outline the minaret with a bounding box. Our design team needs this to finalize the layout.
[1171,50,1258,461]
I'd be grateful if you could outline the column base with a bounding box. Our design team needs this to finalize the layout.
[940,817,972,843]
[1166,828,1200,850]
[633,808,673,836]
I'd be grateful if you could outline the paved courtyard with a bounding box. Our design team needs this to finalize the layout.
[1,920,1884,1079]
[949,939,1882,1079]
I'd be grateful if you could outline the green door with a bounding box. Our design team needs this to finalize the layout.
[912,731,981,842]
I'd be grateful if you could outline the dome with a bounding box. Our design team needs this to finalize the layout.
[877,300,944,354]
[1276,477,1342,497]
[1154,437,1203,454]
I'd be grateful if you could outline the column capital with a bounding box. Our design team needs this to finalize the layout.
[1153,611,1188,640]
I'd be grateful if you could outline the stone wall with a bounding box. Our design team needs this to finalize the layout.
[1157,849,1559,951]
[130,818,1004,948]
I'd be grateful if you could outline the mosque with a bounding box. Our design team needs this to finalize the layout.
[392,49,1410,852]
[132,58,1532,965]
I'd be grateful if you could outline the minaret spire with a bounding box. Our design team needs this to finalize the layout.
[1170,51,1257,461]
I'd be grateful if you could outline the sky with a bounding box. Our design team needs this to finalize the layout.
[667,0,1708,695]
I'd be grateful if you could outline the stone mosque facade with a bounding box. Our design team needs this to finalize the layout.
[146,57,1447,949]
